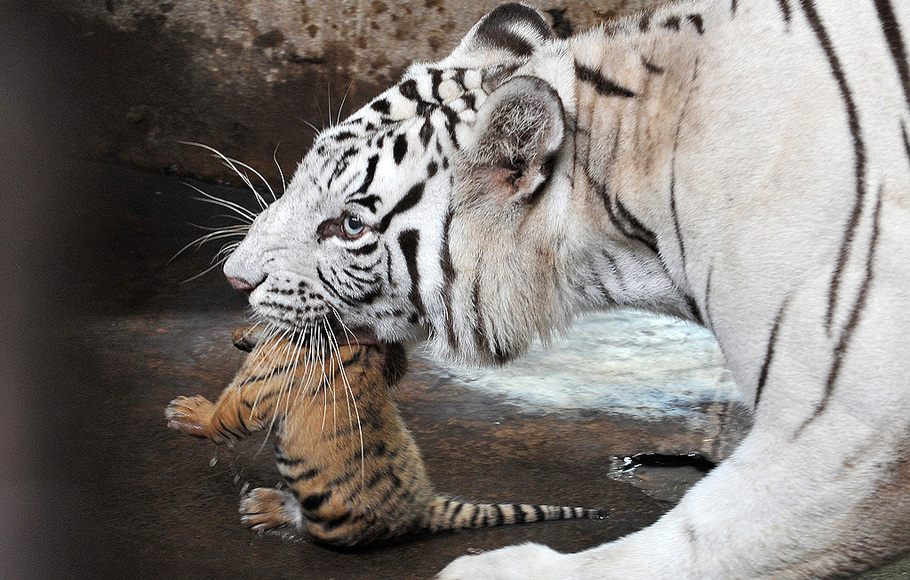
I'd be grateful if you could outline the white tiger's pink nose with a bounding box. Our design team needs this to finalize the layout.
[227,276,258,293]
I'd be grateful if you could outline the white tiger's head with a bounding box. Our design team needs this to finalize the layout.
[224,4,576,365]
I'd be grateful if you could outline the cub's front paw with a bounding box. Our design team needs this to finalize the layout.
[165,395,214,438]
[438,543,575,580]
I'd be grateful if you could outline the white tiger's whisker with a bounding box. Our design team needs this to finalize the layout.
[211,241,241,261]
[275,325,298,420]
[323,315,366,492]
[328,306,359,350]
[248,324,290,416]
[178,141,269,210]
[257,326,298,455]
[245,325,279,416]
[186,198,255,227]
[283,329,307,418]
[215,161,266,211]
[167,228,244,266]
[319,332,331,434]
[301,327,325,412]
[336,80,355,127]
[206,250,228,268]
[314,93,327,131]
[326,81,333,129]
[186,221,251,233]
[272,143,285,201]
[221,156,276,207]
[326,323,340,441]
[173,239,238,283]
[290,328,313,409]
[299,117,321,136]
[298,326,322,410]
[182,182,257,222]
[179,256,231,284]
[307,334,329,417]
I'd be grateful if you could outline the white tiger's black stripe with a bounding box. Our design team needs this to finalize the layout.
[350,241,379,255]
[377,181,425,233]
[470,274,508,364]
[316,265,361,308]
[755,296,790,408]
[398,229,425,320]
[439,210,458,350]
[777,0,792,24]
[798,0,869,337]
[393,133,408,164]
[701,264,716,331]
[668,58,700,287]
[575,63,636,98]
[797,188,884,434]
[641,56,665,74]
[582,167,659,254]
[902,122,910,167]
[873,0,910,111]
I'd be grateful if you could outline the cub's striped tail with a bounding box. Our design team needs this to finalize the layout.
[423,497,605,532]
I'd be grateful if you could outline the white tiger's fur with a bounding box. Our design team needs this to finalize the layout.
[223,0,910,577]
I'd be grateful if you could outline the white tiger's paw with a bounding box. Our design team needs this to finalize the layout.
[437,543,577,580]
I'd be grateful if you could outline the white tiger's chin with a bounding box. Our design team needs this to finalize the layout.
[249,313,387,353]
[333,325,383,348]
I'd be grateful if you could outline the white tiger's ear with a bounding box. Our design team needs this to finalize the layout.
[461,75,565,205]
[441,3,551,69]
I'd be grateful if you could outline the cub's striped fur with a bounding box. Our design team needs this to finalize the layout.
[165,327,603,546]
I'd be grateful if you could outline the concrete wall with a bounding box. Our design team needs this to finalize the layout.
[55,0,659,185]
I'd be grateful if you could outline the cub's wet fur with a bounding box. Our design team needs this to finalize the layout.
[165,327,603,546]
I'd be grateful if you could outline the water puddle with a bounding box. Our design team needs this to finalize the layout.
[606,453,715,503]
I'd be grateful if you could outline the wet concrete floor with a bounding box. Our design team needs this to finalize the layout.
[49,163,907,578]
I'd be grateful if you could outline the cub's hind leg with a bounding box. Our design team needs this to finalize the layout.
[239,487,303,533]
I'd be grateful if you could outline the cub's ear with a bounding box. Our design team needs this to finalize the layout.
[462,76,565,205]
[441,3,550,69]
[231,325,263,352]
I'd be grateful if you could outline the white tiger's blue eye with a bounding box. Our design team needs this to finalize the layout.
[343,214,365,238]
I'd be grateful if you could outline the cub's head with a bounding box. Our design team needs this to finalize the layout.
[224,4,574,365]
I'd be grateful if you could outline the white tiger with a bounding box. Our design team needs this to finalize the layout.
[222,0,910,577]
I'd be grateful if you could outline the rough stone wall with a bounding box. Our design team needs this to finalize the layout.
[55,0,660,185]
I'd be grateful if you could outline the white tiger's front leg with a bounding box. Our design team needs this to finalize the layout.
[440,414,902,580]
[439,542,579,580]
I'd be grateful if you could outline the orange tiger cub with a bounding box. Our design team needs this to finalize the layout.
[165,327,604,546]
